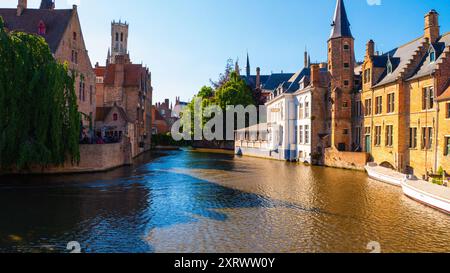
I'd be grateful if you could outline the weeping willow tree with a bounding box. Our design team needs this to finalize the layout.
[0,18,80,170]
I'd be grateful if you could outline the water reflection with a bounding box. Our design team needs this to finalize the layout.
[0,149,449,253]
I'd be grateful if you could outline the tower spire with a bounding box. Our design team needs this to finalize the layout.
[246,52,251,77]
[39,0,54,10]
[330,0,352,40]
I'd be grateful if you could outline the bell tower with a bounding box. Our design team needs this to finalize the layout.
[328,0,355,151]
[110,20,129,64]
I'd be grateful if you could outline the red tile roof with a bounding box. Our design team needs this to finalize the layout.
[103,63,147,87]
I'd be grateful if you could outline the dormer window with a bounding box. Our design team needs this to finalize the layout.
[429,48,436,63]
[387,62,393,74]
[387,57,393,74]
[37,21,46,35]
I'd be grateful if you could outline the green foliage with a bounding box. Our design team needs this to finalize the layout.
[0,17,80,170]
[181,63,256,139]
[214,71,254,110]
[151,133,191,147]
[197,86,214,99]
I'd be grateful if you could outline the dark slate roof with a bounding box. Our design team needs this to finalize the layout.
[40,0,55,10]
[373,37,426,87]
[408,33,450,81]
[0,8,73,53]
[329,0,352,40]
[283,67,311,93]
[262,73,295,91]
[241,75,270,89]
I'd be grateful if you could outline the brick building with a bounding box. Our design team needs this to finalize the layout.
[361,9,450,178]
[94,20,153,157]
[0,0,96,130]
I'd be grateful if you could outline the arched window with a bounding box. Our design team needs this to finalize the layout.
[120,32,124,42]
[38,21,46,35]
[73,32,77,41]
[113,113,118,121]
[115,32,119,42]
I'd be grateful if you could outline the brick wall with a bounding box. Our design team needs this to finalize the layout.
[324,148,369,171]
[12,141,133,174]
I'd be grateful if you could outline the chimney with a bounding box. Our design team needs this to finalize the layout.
[424,9,440,43]
[366,40,375,57]
[311,64,320,87]
[256,67,261,89]
[17,0,27,16]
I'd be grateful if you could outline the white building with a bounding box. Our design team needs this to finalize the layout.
[236,64,330,164]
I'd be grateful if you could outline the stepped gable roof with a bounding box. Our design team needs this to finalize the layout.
[0,8,73,53]
[437,83,450,102]
[408,32,450,81]
[373,37,426,87]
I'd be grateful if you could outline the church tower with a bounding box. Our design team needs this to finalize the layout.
[110,20,129,64]
[328,0,355,151]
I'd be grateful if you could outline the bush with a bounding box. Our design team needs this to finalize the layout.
[151,133,190,147]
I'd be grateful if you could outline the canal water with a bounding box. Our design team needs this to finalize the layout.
[0,149,449,253]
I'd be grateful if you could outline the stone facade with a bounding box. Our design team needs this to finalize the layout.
[361,9,450,178]
[95,21,153,158]
[0,2,96,128]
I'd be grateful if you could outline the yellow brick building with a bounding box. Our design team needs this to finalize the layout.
[361,10,450,179]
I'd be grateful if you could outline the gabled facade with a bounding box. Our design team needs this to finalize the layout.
[94,21,153,157]
[0,1,96,129]
[361,9,450,178]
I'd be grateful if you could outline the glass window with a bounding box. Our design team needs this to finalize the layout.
[385,125,393,147]
[305,102,310,118]
[430,49,436,62]
[445,137,450,156]
[365,99,372,116]
[375,96,383,115]
[299,126,303,144]
[410,128,417,149]
[387,93,395,113]
[305,125,310,144]
[375,126,382,146]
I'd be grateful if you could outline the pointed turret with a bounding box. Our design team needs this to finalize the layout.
[246,52,251,77]
[106,48,111,65]
[329,0,352,40]
[40,0,54,10]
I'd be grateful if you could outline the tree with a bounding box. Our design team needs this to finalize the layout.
[197,86,214,99]
[0,18,80,170]
[215,71,254,110]
[210,58,234,90]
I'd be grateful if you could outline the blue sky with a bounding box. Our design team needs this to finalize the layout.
[3,0,450,103]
